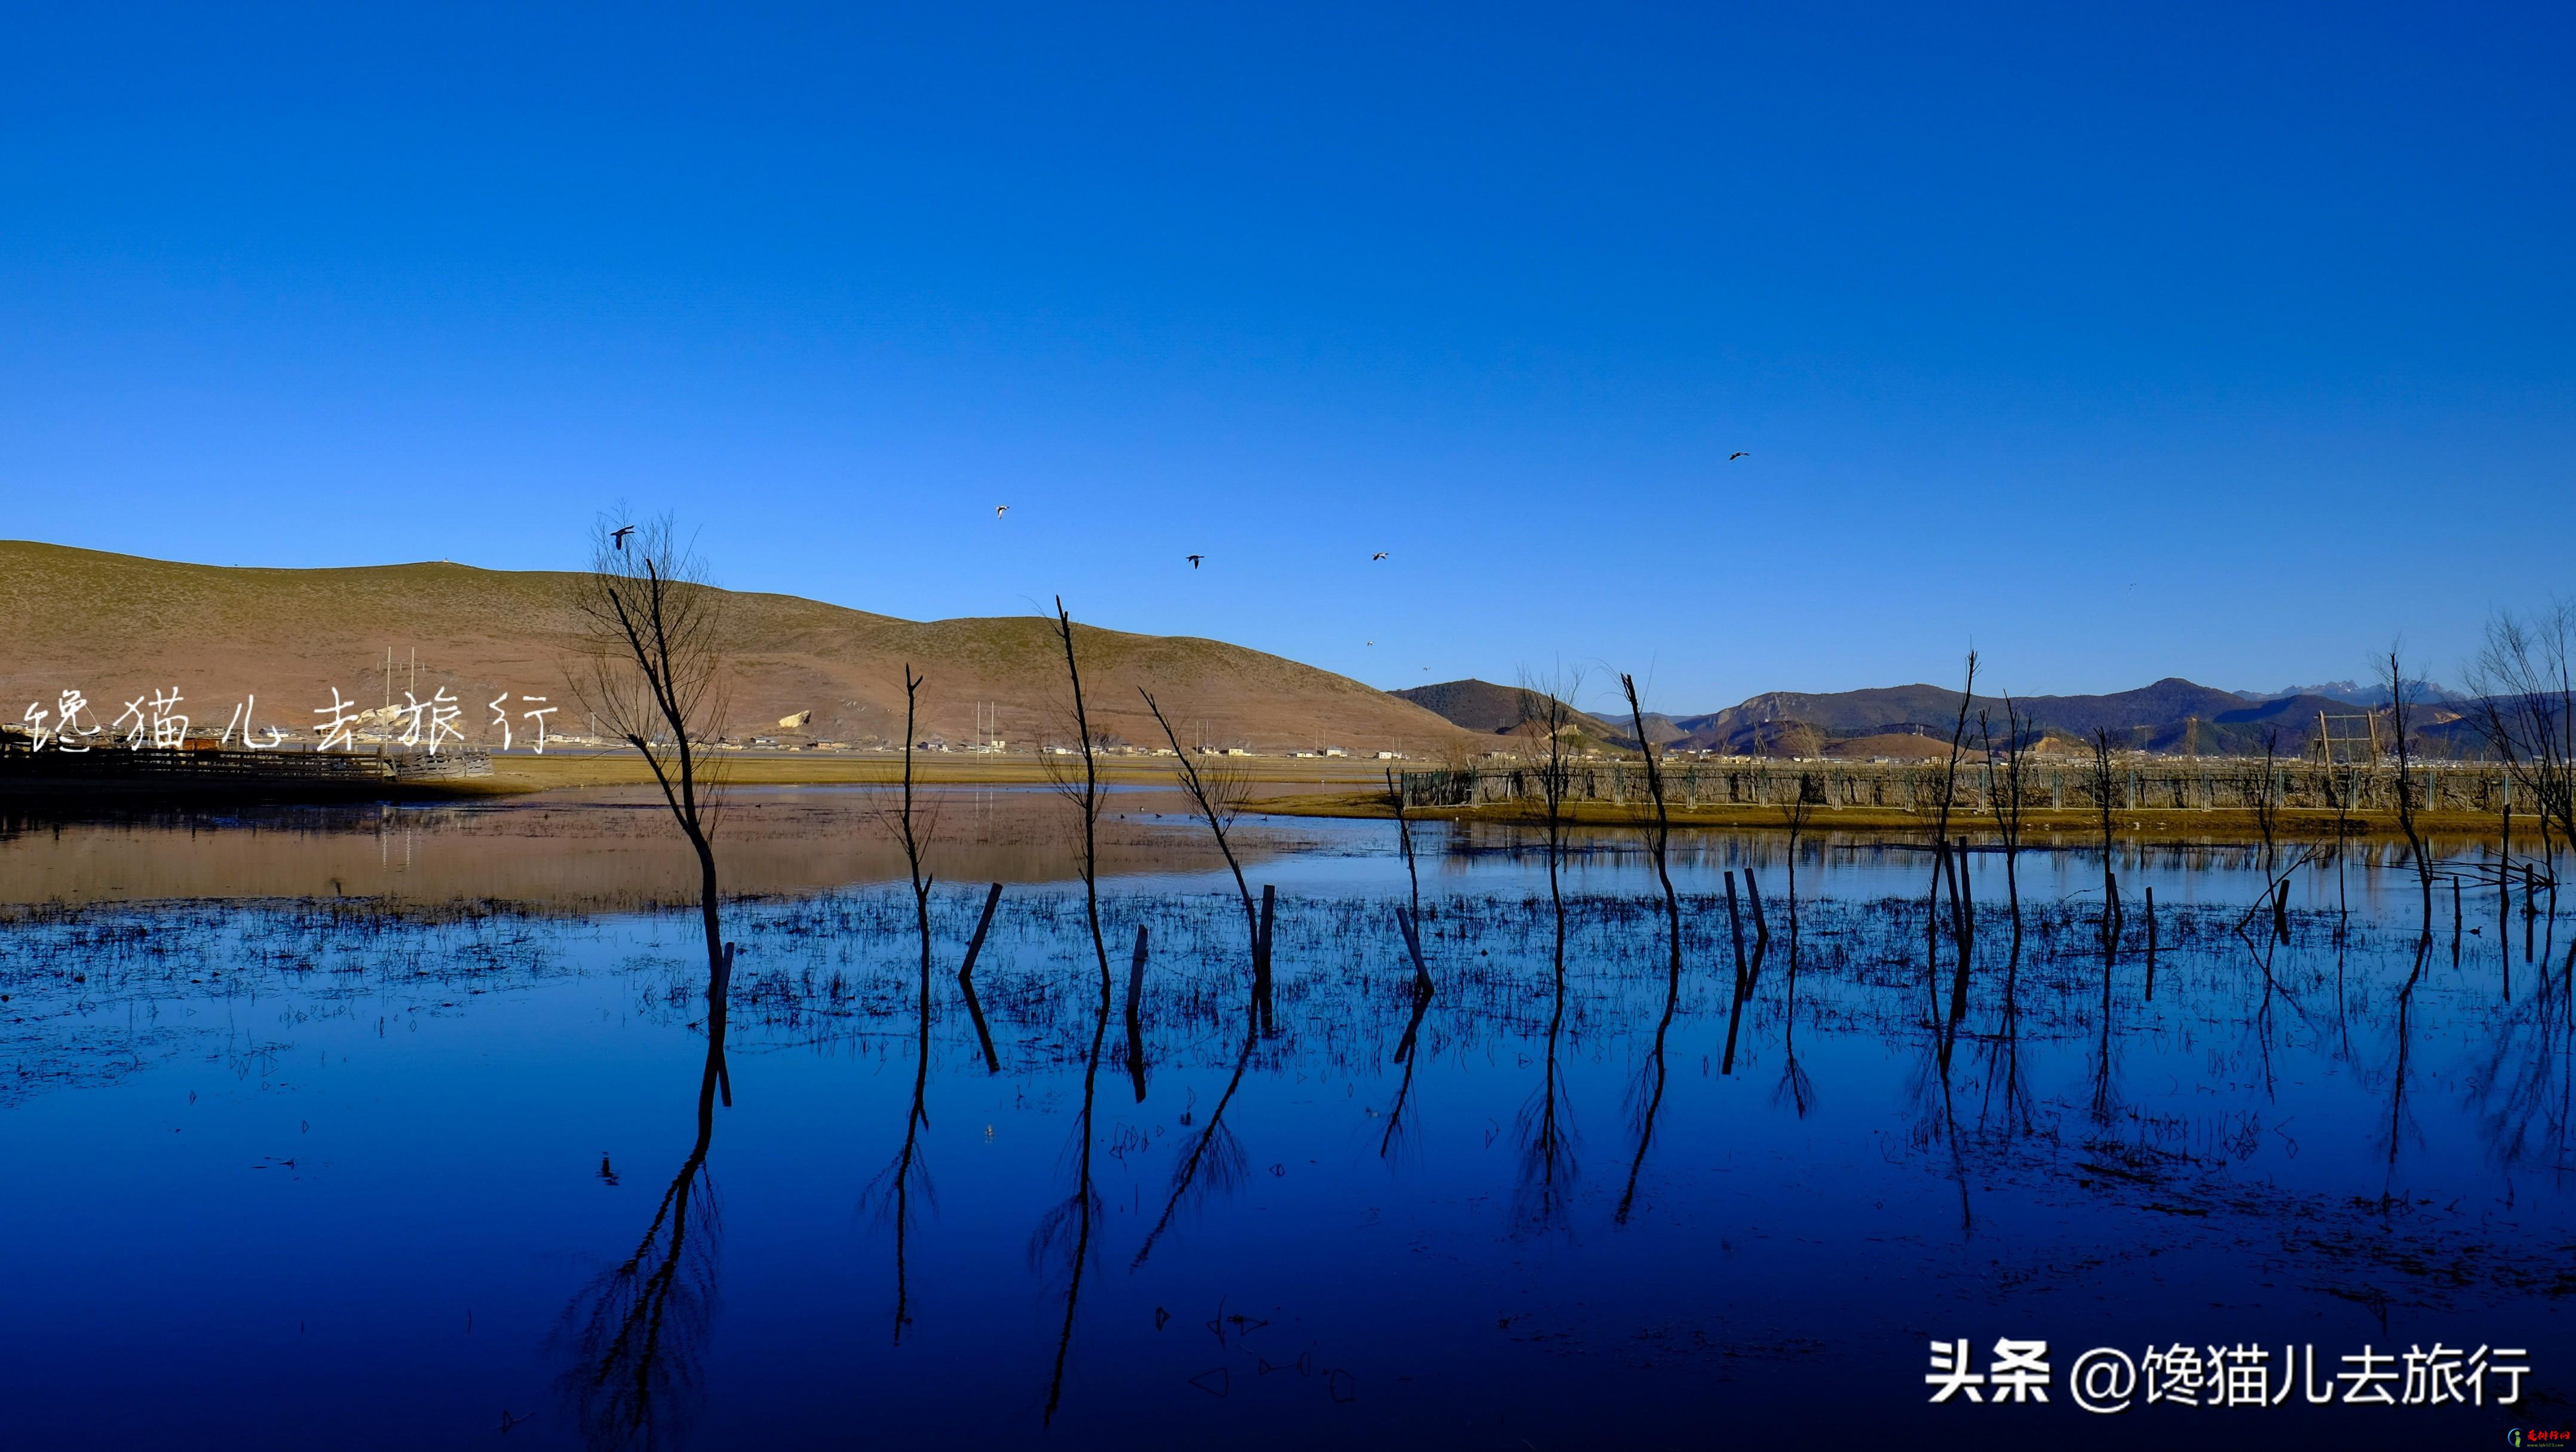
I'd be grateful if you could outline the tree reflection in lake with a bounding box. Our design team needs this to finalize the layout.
[552,955,732,1450]
[11,828,2576,1445]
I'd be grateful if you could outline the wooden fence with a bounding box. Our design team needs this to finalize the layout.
[1399,758,2523,814]
[0,741,491,797]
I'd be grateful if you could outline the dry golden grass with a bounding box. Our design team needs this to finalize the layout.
[1258,791,2523,847]
[0,540,1473,756]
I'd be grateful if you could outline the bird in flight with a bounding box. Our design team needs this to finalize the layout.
[995,504,1009,517]
[1371,551,1388,561]
[1186,554,1203,569]
[609,525,635,551]
[1728,451,1749,461]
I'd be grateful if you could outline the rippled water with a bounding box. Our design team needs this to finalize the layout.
[0,792,2567,1448]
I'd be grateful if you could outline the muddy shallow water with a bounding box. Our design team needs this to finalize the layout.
[0,789,2568,1448]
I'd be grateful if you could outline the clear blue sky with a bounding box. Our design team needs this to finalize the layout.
[4,4,2568,713]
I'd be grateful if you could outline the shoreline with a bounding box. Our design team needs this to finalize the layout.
[7,747,2552,850]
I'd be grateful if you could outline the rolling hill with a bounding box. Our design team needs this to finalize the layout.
[0,542,1468,755]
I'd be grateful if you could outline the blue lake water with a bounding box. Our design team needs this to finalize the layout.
[0,792,2568,1448]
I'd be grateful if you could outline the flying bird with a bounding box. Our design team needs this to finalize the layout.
[1371,552,1388,561]
[1186,554,1203,568]
[1728,452,1749,461]
[995,504,1009,517]
[609,525,635,550]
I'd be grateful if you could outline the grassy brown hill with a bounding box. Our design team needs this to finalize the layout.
[1393,678,1687,746]
[0,542,1468,755]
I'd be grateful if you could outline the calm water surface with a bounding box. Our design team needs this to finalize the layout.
[1,789,2568,1448]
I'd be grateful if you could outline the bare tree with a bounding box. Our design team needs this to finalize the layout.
[1776,759,1817,940]
[1514,670,1585,981]
[1777,719,1826,761]
[569,513,731,994]
[2087,727,2122,942]
[1042,598,1115,1003]
[1621,673,1684,1005]
[1511,669,1581,1231]
[1131,687,1274,1267]
[2467,602,2576,892]
[2385,645,2437,935]
[1036,597,1112,1425]
[2246,724,2285,878]
[1927,652,1976,1047]
[1979,692,2029,938]
[867,666,937,1343]
[1384,766,1433,995]
[887,666,940,1003]
[1140,689,1264,989]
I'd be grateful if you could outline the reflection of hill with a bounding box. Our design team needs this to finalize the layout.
[0,786,1326,909]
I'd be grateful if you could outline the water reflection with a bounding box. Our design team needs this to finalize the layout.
[553,957,732,1449]
[5,813,2573,1446]
[1035,958,1111,1424]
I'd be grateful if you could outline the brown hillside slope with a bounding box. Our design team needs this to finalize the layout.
[0,542,1466,753]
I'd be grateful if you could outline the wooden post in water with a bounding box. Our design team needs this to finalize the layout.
[1721,871,1752,1075]
[1126,923,1150,1102]
[1743,871,1770,951]
[715,941,735,1108]
[2143,888,2156,1000]
[958,883,1004,1073]
[958,881,1004,989]
[1257,883,1277,1035]
[2501,806,2513,948]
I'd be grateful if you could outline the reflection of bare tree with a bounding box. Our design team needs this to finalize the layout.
[1970,941,2033,1139]
[866,666,940,1342]
[1720,873,1771,1075]
[872,991,933,1344]
[2087,935,2120,1129]
[1772,920,1817,1120]
[1037,598,1115,1426]
[1513,945,1579,1235]
[1614,672,1685,1223]
[2377,938,2433,1206]
[1135,987,1257,1265]
[2470,966,2574,1183]
[1507,669,1582,1233]
[1381,983,1433,1159]
[1616,923,1683,1223]
[553,1007,729,1450]
[1036,972,1111,1425]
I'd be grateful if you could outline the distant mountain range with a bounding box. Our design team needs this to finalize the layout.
[1399,676,2478,759]
[2241,678,2454,709]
